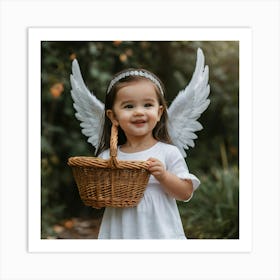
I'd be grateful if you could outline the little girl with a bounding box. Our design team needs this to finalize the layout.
[96,68,200,239]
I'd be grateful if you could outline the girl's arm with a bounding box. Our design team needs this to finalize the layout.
[147,157,193,201]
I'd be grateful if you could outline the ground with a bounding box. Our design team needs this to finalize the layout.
[50,216,102,239]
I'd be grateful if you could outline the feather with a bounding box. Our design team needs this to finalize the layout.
[168,48,210,157]
[70,59,105,148]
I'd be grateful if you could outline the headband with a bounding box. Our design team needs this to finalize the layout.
[107,70,164,95]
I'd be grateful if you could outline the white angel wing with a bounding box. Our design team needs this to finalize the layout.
[168,48,210,157]
[70,59,105,148]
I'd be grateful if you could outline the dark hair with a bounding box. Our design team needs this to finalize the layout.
[95,68,171,156]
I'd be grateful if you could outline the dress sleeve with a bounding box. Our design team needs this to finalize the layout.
[166,145,200,201]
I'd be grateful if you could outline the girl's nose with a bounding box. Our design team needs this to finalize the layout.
[133,106,144,115]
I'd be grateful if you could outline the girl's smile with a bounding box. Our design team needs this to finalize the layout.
[131,119,146,126]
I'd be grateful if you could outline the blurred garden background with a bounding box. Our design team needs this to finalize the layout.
[41,41,239,239]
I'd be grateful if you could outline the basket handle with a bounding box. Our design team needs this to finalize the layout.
[109,124,119,167]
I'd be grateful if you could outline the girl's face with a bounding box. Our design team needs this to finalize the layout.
[106,80,163,140]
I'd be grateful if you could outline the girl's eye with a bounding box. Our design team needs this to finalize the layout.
[144,103,153,107]
[124,104,133,109]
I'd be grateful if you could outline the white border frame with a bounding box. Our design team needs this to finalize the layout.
[28,27,252,253]
[1,1,279,279]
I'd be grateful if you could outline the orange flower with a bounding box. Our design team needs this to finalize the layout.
[113,41,122,46]
[50,82,64,99]
[64,220,74,229]
[119,53,127,62]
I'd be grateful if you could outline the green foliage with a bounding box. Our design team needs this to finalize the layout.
[41,41,239,238]
[178,166,239,239]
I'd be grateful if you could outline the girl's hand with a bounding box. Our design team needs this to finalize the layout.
[147,157,194,201]
[147,157,167,181]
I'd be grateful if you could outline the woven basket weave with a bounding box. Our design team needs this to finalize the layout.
[68,125,150,208]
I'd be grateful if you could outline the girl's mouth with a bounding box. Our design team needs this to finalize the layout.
[132,120,146,126]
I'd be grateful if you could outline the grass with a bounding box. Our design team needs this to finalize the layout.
[178,166,239,239]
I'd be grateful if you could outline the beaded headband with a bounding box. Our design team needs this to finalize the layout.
[107,70,164,95]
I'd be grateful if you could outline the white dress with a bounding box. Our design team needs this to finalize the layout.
[97,142,200,239]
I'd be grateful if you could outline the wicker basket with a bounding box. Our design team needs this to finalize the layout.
[68,125,150,208]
